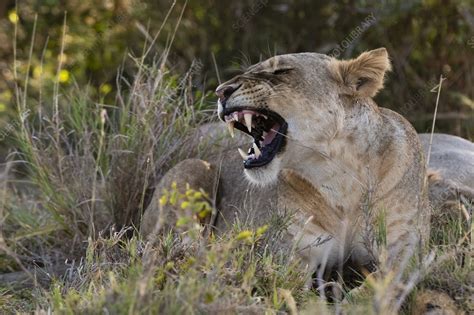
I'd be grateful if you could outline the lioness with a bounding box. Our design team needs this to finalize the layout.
[141,48,431,283]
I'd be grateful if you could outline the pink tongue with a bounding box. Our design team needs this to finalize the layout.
[263,124,279,145]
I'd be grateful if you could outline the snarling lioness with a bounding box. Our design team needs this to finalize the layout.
[142,48,431,283]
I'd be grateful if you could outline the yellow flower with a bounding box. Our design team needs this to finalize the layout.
[100,83,112,95]
[58,69,70,83]
[256,225,269,237]
[236,230,253,241]
[33,66,43,79]
[0,103,6,112]
[159,195,167,206]
[8,10,19,24]
[198,208,211,219]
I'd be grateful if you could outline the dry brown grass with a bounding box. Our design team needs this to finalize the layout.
[0,9,472,315]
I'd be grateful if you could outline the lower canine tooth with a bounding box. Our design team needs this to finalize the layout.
[238,148,248,160]
[227,121,235,138]
[244,113,252,132]
[253,143,261,158]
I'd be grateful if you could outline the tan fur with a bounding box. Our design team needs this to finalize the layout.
[427,169,443,182]
[412,290,464,315]
[142,48,430,289]
[329,48,392,98]
[280,169,343,236]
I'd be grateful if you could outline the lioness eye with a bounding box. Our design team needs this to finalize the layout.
[272,68,292,75]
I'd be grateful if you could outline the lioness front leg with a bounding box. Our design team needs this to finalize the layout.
[384,201,429,270]
[344,204,429,304]
[140,159,218,239]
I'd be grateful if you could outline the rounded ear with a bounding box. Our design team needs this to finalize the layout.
[329,48,392,98]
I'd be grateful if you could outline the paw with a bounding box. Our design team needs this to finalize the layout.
[412,290,463,315]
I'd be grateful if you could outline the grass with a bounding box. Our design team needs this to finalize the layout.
[0,15,472,315]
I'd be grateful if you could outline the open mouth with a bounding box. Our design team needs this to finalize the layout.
[222,107,287,169]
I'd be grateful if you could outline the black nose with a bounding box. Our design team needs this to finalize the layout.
[216,84,238,105]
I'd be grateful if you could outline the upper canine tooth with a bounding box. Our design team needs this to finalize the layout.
[227,121,235,138]
[253,143,261,158]
[238,148,248,160]
[244,113,252,132]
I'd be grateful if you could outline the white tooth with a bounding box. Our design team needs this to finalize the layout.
[227,121,235,138]
[232,112,239,121]
[238,148,248,160]
[253,143,261,158]
[244,113,252,132]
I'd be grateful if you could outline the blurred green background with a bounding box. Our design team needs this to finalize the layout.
[0,0,473,155]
